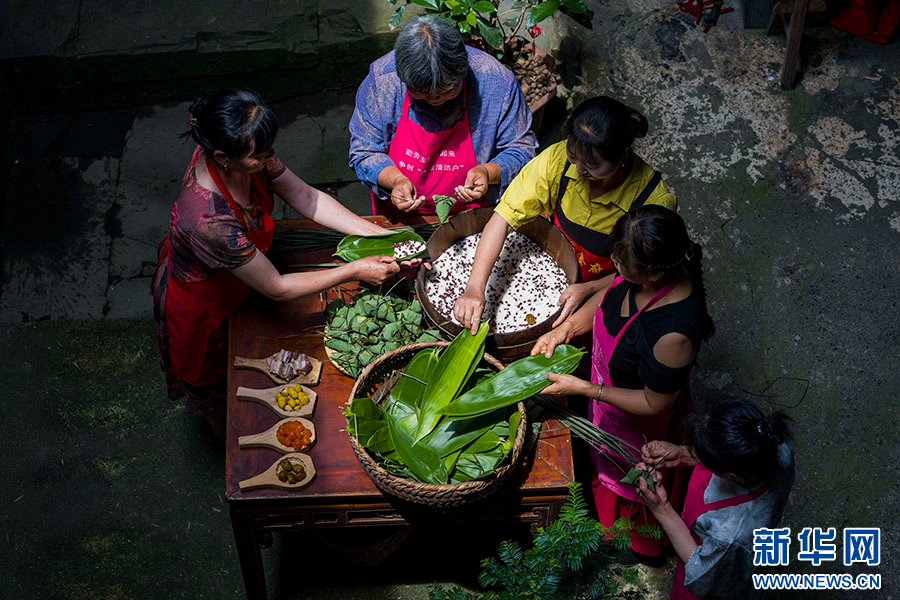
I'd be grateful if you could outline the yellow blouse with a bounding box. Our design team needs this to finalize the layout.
[494,141,676,231]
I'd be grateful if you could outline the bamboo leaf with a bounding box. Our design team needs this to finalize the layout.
[334,231,426,262]
[452,443,506,481]
[386,410,449,484]
[421,410,506,457]
[390,348,440,411]
[365,425,395,453]
[433,194,457,223]
[620,468,655,492]
[346,397,385,443]
[414,323,490,443]
[439,345,585,417]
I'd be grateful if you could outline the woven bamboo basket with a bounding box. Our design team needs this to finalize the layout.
[347,341,528,510]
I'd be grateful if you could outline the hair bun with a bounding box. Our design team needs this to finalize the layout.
[631,111,649,139]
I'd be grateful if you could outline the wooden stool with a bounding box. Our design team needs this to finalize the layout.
[767,0,828,89]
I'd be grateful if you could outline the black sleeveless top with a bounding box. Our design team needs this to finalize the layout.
[602,280,703,393]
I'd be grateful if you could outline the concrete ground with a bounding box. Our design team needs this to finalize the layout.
[1,0,898,599]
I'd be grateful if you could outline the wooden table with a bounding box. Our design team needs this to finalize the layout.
[225,222,575,600]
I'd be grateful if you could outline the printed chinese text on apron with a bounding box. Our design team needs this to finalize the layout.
[372,83,484,219]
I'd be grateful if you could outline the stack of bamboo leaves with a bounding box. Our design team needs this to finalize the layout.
[345,324,585,485]
[324,290,442,378]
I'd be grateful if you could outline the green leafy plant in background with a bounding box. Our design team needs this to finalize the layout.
[429,482,655,600]
[386,0,594,57]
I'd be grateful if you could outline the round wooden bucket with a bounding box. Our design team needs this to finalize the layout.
[414,207,579,361]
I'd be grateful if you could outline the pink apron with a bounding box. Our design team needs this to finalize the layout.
[372,84,487,220]
[671,465,773,599]
[589,276,679,500]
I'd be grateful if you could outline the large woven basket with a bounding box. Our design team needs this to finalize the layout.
[347,342,528,510]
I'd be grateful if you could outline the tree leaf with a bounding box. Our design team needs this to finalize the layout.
[386,410,449,484]
[472,1,497,12]
[560,0,594,28]
[526,0,559,26]
[475,17,504,49]
[414,323,490,443]
[388,5,405,29]
[466,9,478,27]
[439,345,585,417]
[334,230,426,262]
[411,0,442,10]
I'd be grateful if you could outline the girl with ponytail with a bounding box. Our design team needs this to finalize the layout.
[532,205,711,563]
[455,96,676,334]
[638,398,795,599]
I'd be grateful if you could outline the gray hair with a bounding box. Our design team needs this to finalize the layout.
[394,16,469,94]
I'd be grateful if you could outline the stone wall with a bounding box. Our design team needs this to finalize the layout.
[0,1,401,113]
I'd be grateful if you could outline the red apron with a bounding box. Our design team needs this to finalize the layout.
[588,276,679,500]
[372,84,486,222]
[671,465,773,599]
[156,154,274,387]
[551,162,662,282]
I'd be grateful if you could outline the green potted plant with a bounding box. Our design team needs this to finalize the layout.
[429,483,656,600]
[385,0,595,111]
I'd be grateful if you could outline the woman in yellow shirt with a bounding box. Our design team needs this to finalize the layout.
[454,96,676,334]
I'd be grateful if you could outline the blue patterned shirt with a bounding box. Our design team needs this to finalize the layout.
[349,46,538,202]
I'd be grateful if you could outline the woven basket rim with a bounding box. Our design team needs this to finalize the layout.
[346,342,527,502]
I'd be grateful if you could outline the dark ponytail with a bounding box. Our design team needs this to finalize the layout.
[562,96,648,164]
[686,398,792,485]
[610,205,715,339]
[184,88,277,159]
[684,242,715,339]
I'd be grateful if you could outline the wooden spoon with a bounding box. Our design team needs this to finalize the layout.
[239,453,316,491]
[238,417,317,454]
[235,383,318,418]
[233,351,323,385]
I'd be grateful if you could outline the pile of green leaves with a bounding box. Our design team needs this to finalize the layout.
[430,483,657,600]
[345,324,584,484]
[324,291,442,378]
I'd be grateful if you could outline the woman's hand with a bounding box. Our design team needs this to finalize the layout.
[455,165,490,203]
[553,283,594,327]
[641,440,697,468]
[540,373,593,397]
[453,290,485,335]
[390,174,426,212]
[530,323,573,358]
[353,255,402,285]
[636,465,669,512]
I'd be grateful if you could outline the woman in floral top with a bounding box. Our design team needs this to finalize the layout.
[152,88,416,437]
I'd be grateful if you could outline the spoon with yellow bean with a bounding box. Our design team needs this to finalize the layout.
[235,383,317,418]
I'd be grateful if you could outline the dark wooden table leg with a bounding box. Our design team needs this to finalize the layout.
[231,504,268,600]
[781,0,810,89]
